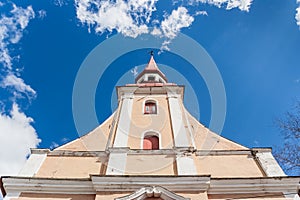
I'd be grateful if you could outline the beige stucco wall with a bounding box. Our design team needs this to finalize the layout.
[35,156,102,178]
[57,115,113,151]
[15,193,95,200]
[127,95,174,149]
[187,113,248,150]
[125,154,176,175]
[95,192,130,200]
[194,154,264,177]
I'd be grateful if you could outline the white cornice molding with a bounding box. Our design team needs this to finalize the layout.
[29,148,277,157]
[208,177,300,194]
[30,148,50,154]
[117,86,138,100]
[2,177,94,194]
[251,148,272,153]
[91,176,210,192]
[48,150,108,157]
[2,176,300,196]
[195,150,253,156]
[29,148,278,158]
[117,85,185,100]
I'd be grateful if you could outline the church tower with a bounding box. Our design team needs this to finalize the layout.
[1,55,299,200]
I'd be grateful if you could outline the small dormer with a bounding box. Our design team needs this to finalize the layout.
[135,53,168,84]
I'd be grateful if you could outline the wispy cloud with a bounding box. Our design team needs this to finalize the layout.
[38,10,47,19]
[2,74,36,97]
[54,0,69,7]
[131,66,138,77]
[191,0,253,12]
[0,2,41,178]
[50,141,59,150]
[0,2,36,99]
[0,3,35,69]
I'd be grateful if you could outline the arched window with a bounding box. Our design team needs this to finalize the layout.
[144,101,157,114]
[143,135,159,150]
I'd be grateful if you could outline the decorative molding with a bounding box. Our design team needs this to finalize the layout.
[2,176,300,197]
[92,176,210,192]
[195,150,253,156]
[2,177,94,194]
[208,177,300,194]
[108,147,130,153]
[28,149,277,157]
[116,86,138,101]
[251,148,272,153]
[30,148,50,154]
[125,86,184,99]
[48,150,107,157]
[115,186,190,200]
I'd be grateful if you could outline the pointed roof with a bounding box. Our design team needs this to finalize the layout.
[145,55,160,70]
[135,54,168,83]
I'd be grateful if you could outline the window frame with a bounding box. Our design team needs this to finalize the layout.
[143,99,158,115]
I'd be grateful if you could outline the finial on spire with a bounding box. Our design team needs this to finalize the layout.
[149,50,154,56]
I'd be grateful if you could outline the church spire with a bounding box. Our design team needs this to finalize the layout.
[135,53,168,84]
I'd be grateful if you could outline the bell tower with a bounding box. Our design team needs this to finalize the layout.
[106,54,197,175]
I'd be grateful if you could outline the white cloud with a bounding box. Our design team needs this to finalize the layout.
[193,0,252,12]
[38,10,47,19]
[74,0,252,41]
[161,6,194,39]
[2,74,36,96]
[150,27,162,36]
[195,10,208,16]
[0,103,41,176]
[75,0,157,38]
[296,5,300,26]
[130,66,138,77]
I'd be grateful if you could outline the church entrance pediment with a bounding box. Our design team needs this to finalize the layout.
[115,186,190,200]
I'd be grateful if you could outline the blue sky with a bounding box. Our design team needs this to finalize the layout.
[0,0,300,183]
